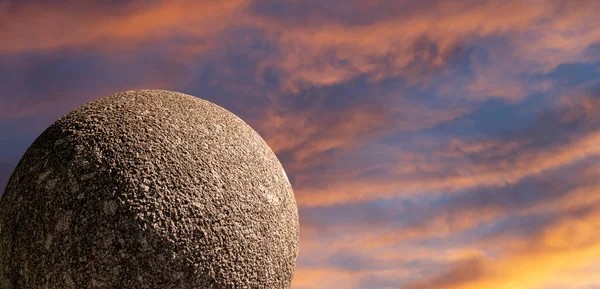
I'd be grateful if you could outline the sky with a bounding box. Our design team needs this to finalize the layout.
[1,0,600,288]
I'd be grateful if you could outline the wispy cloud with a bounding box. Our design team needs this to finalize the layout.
[0,0,249,53]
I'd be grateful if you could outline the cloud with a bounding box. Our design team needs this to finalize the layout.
[292,150,600,288]
[400,202,600,289]
[293,168,600,289]
[297,158,600,250]
[0,0,249,53]
[3,0,598,96]
[244,76,469,180]
[251,0,600,95]
[288,85,600,207]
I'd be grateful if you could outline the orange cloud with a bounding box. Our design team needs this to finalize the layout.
[296,165,600,265]
[293,201,600,289]
[0,0,249,53]
[291,267,363,289]
[3,0,598,98]
[289,90,600,207]
[252,96,467,174]
[252,0,600,95]
[401,203,600,289]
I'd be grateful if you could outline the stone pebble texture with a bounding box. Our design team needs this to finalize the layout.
[0,90,299,289]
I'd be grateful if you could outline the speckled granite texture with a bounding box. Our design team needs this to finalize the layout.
[0,90,299,289]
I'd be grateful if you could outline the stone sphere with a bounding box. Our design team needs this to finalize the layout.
[0,90,299,289]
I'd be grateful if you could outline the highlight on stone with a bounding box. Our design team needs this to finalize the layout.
[0,90,299,288]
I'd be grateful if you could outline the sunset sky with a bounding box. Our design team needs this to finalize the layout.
[1,0,600,288]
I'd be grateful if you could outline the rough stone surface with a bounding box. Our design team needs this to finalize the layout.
[0,90,299,289]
